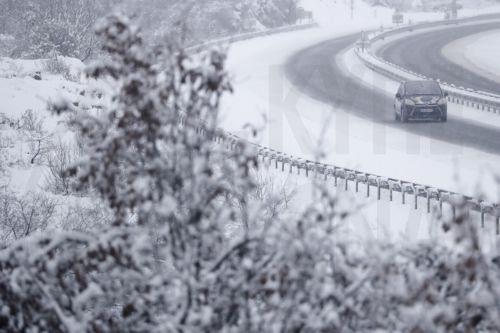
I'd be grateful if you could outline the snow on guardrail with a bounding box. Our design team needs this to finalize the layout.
[188,20,500,234]
[356,14,500,114]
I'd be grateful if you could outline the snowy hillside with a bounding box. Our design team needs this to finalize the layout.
[301,0,394,27]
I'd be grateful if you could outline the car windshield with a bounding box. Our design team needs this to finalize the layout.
[405,81,441,95]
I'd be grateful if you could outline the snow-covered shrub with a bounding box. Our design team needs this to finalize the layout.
[0,34,16,57]
[60,199,112,232]
[20,109,53,165]
[0,190,57,245]
[254,0,300,28]
[0,57,24,78]
[42,56,71,78]
[250,170,297,225]
[41,55,84,82]
[44,140,80,196]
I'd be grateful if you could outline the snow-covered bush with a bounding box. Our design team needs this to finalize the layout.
[44,140,80,196]
[253,0,300,28]
[0,190,57,245]
[20,109,53,165]
[60,200,112,232]
[0,34,16,57]
[42,55,80,81]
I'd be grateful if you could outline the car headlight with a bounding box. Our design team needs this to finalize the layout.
[438,97,447,105]
[404,99,415,106]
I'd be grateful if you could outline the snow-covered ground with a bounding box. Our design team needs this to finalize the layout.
[442,29,500,84]
[0,56,104,193]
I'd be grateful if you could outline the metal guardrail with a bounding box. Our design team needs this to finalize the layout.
[181,110,500,233]
[356,15,500,114]
[186,23,318,54]
[188,21,500,233]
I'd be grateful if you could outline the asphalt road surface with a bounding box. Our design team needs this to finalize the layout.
[286,25,500,155]
[377,21,500,95]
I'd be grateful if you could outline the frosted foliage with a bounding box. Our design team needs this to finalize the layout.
[2,15,500,333]
[0,0,108,59]
[0,0,300,59]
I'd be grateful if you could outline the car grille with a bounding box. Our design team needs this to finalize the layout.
[407,105,444,118]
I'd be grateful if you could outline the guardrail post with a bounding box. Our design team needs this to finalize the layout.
[366,182,370,198]
[377,180,381,200]
[480,207,485,228]
[389,183,393,202]
[355,177,359,193]
[334,169,338,187]
[452,205,456,220]
[414,187,418,210]
[426,190,431,213]
[402,187,406,205]
[497,216,500,235]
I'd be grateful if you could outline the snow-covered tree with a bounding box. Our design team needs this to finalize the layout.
[1,0,116,60]
[20,109,53,165]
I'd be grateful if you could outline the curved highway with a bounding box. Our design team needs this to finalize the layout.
[286,23,500,155]
[377,21,500,95]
